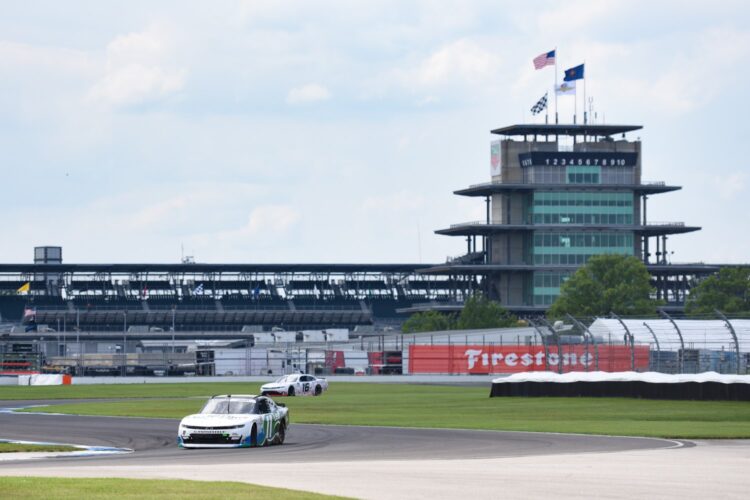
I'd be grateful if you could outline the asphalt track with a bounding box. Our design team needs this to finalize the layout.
[0,399,680,468]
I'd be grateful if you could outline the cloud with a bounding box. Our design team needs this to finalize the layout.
[241,205,301,235]
[711,172,747,200]
[84,182,262,234]
[190,205,301,249]
[362,191,425,212]
[367,38,502,103]
[413,39,498,86]
[535,0,625,35]
[89,27,186,107]
[286,83,332,104]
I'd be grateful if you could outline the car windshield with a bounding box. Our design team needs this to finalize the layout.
[200,398,256,415]
[274,375,297,383]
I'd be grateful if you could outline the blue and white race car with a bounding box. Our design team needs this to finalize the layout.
[260,373,329,397]
[178,394,289,448]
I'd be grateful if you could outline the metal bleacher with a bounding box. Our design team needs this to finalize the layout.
[0,262,470,331]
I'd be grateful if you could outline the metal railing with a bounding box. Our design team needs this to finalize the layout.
[4,315,749,377]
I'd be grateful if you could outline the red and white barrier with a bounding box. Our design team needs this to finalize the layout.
[17,374,72,386]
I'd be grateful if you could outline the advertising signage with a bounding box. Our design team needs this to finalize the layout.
[518,151,638,168]
[408,344,649,374]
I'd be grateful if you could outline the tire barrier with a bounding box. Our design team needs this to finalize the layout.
[490,372,750,401]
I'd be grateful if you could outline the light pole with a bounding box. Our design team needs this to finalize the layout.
[171,306,176,354]
[122,311,127,377]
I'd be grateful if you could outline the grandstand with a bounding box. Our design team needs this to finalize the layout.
[0,252,478,332]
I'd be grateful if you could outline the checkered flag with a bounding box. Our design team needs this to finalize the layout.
[530,92,548,115]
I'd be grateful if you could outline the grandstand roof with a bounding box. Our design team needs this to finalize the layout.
[454,183,681,197]
[491,124,642,137]
[0,263,433,274]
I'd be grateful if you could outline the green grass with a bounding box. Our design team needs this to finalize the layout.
[0,382,265,401]
[0,477,347,499]
[13,382,750,439]
[0,443,79,453]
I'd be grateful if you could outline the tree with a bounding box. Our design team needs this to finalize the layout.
[401,310,455,333]
[455,293,516,329]
[547,254,658,317]
[685,267,750,316]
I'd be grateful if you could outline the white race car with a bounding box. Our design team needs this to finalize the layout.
[260,374,328,397]
[178,394,289,448]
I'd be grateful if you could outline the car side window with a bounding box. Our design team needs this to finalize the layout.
[257,400,269,414]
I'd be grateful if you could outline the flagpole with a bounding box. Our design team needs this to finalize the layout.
[554,47,558,124]
[583,60,587,125]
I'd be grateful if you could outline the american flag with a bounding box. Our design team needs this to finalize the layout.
[533,50,555,70]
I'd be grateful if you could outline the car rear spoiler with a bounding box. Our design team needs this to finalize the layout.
[277,403,286,407]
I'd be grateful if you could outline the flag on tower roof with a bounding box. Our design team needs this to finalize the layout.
[563,64,585,81]
[555,80,576,95]
[530,92,548,115]
[533,50,555,70]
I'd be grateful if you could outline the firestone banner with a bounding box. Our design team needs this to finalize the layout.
[408,344,649,374]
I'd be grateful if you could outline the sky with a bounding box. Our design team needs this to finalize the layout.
[1,0,748,265]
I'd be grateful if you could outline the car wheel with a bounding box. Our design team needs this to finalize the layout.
[250,424,258,447]
[276,423,286,445]
[314,385,322,396]
[288,386,295,396]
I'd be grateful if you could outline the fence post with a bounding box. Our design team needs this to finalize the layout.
[714,309,741,375]
[642,322,661,373]
[659,310,685,374]
[610,312,635,371]
[566,314,599,372]
[539,318,563,374]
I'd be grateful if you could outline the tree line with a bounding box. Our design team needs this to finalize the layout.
[402,255,750,331]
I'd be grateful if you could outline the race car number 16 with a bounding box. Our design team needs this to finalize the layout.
[303,383,310,392]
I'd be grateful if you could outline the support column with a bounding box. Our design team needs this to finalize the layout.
[643,195,649,263]
[484,196,491,264]
[655,235,661,266]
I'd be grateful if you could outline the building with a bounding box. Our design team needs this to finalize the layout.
[422,123,718,313]
[0,248,469,332]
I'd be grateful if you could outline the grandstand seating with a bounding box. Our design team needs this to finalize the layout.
[0,264,462,330]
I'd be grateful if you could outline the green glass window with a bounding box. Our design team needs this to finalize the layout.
[567,165,601,184]
[530,191,634,225]
[532,271,573,306]
[531,231,634,265]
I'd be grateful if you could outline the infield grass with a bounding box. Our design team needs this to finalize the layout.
[0,477,348,499]
[0,443,79,453]
[11,382,750,438]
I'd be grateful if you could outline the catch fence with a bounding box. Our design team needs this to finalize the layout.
[2,316,750,377]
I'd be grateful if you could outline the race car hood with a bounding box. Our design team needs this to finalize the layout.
[180,413,255,427]
[260,383,286,390]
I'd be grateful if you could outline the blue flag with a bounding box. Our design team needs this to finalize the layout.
[563,64,585,81]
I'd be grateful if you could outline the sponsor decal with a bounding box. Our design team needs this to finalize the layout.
[408,345,649,374]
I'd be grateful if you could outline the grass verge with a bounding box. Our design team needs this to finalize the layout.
[0,443,79,453]
[15,382,750,439]
[0,477,347,499]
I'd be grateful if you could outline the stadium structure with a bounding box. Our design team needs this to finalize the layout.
[0,246,475,333]
[0,123,737,336]
[419,123,720,312]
